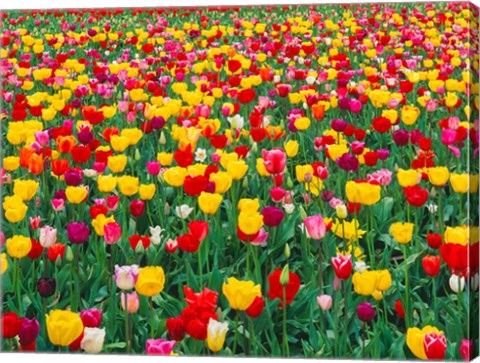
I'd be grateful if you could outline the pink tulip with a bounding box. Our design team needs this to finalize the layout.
[316,295,332,311]
[51,198,65,212]
[304,214,326,240]
[104,222,122,245]
[262,148,287,175]
[39,226,57,248]
[441,129,457,145]
[460,339,473,361]
[145,339,176,355]
[121,292,140,314]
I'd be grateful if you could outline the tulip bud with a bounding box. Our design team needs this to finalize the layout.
[449,274,465,293]
[299,206,307,220]
[279,264,290,286]
[286,176,294,189]
[134,149,141,161]
[316,294,332,311]
[284,243,291,258]
[357,302,376,322]
[336,204,348,219]
[242,176,249,189]
[251,141,258,152]
[66,246,74,262]
[37,277,56,297]
[159,131,166,145]
[164,202,170,216]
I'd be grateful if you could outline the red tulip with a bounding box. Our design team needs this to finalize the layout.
[331,253,353,280]
[184,175,208,196]
[237,88,256,104]
[267,269,301,307]
[394,299,405,319]
[128,235,151,251]
[129,200,145,217]
[426,233,442,249]
[372,116,391,134]
[404,185,429,207]
[2,312,21,338]
[47,243,66,262]
[166,317,186,341]
[422,255,441,277]
[173,148,193,167]
[262,148,286,175]
[80,308,103,328]
[440,243,468,271]
[261,206,285,227]
[424,332,447,360]
[188,221,209,242]
[28,239,44,259]
[177,233,201,253]
[246,296,265,318]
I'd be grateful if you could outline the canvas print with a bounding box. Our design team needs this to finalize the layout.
[0,1,479,360]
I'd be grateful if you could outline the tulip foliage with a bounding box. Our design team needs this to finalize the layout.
[0,2,479,360]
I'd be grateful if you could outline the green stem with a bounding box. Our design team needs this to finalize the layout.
[403,244,411,328]
[233,311,239,354]
[432,277,438,322]
[149,297,155,338]
[282,286,289,357]
[125,293,130,353]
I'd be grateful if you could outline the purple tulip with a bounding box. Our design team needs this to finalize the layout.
[336,153,359,172]
[66,222,90,244]
[392,129,409,146]
[18,317,40,346]
[37,277,56,297]
[261,206,285,228]
[357,302,376,322]
[377,149,390,161]
[64,169,83,186]
[80,308,103,328]
[321,190,335,202]
[77,128,94,145]
[331,119,348,132]
[151,116,166,130]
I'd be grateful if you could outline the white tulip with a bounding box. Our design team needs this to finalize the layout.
[81,327,106,354]
[449,274,465,293]
[149,226,165,246]
[283,203,295,215]
[175,204,193,219]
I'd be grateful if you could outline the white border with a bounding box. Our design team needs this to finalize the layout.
[1,1,479,363]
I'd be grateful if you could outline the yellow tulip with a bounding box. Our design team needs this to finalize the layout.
[6,235,32,259]
[449,173,469,193]
[198,192,222,215]
[157,152,174,166]
[117,175,139,196]
[284,140,299,158]
[226,160,248,180]
[121,128,143,145]
[66,186,88,204]
[97,175,117,193]
[427,167,449,186]
[238,198,260,213]
[1,253,7,274]
[346,181,381,206]
[3,156,20,171]
[107,155,128,173]
[92,214,115,236]
[444,226,468,246]
[332,219,366,241]
[209,172,232,194]
[135,266,165,297]
[46,310,84,346]
[401,105,420,126]
[256,158,270,177]
[238,211,263,235]
[222,277,261,311]
[296,164,314,183]
[294,117,311,131]
[397,169,420,187]
[110,135,131,152]
[352,271,377,296]
[163,167,187,187]
[2,195,28,223]
[406,326,443,360]
[139,184,156,200]
[207,319,228,352]
[390,222,414,244]
[376,270,392,291]
[13,179,39,201]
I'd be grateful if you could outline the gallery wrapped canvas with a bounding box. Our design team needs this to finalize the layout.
[0,1,479,360]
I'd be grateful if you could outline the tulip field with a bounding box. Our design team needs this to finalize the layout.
[0,2,479,359]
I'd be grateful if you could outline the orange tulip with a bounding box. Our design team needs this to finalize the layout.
[56,135,77,154]
[312,103,325,120]
[19,147,35,168]
[28,153,44,175]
